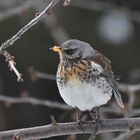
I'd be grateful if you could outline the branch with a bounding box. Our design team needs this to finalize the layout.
[1,94,140,117]
[0,118,140,140]
[118,83,140,92]
[0,95,119,113]
[0,95,71,110]
[33,0,70,44]
[3,51,23,82]
[0,0,61,80]
[28,68,140,93]
[0,0,60,53]
[28,67,56,81]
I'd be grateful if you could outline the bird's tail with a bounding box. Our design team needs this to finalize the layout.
[114,91,124,108]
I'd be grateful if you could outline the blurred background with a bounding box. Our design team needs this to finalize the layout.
[0,0,140,140]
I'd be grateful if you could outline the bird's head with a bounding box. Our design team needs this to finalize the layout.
[50,39,95,61]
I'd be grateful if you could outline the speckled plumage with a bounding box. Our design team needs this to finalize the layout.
[52,39,124,111]
[57,58,113,111]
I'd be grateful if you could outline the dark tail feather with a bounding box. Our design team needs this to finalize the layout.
[102,73,124,108]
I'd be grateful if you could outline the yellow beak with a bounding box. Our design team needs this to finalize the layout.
[49,46,63,53]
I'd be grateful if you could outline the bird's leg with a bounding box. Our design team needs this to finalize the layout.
[89,108,97,122]
[96,107,101,123]
[96,107,103,127]
[88,108,97,140]
[89,107,101,140]
[89,107,101,122]
[76,108,85,132]
[76,107,80,122]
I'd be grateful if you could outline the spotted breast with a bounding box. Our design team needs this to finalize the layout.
[57,59,112,111]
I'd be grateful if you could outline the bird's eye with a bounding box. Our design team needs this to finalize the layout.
[64,49,75,55]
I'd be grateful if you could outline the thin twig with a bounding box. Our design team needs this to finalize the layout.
[36,71,56,80]
[28,68,140,92]
[0,0,60,53]
[9,60,23,82]
[28,67,56,82]
[28,69,140,93]
[3,51,23,82]
[118,83,140,92]
[126,109,140,117]
[1,94,140,117]
[0,118,139,140]
[0,95,71,110]
[33,0,70,44]
[0,0,61,80]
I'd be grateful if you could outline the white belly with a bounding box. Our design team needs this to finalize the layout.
[57,79,112,111]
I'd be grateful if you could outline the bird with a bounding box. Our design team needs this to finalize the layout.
[50,39,124,122]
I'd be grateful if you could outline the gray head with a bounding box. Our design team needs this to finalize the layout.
[51,39,95,61]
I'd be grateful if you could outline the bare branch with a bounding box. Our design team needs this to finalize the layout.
[102,107,140,117]
[0,0,60,53]
[36,71,56,80]
[0,0,61,80]
[3,51,23,82]
[126,109,140,117]
[99,113,114,140]
[118,83,140,92]
[0,118,139,140]
[28,67,56,82]
[1,94,140,117]
[28,68,140,93]
[0,95,71,110]
[33,1,70,44]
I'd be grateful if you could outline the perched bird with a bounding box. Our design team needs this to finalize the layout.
[50,39,124,121]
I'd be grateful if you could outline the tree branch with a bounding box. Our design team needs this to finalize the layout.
[118,83,140,92]
[0,118,139,140]
[3,51,23,82]
[0,0,61,81]
[0,0,60,53]
[2,94,140,117]
[0,95,71,110]
[33,1,70,44]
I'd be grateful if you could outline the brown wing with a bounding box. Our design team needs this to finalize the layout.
[92,50,124,108]
[93,50,114,77]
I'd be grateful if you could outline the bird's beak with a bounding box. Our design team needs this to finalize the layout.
[49,46,63,53]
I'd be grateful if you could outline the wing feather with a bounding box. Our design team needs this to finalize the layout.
[92,50,124,108]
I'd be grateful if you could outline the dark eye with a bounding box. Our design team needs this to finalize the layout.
[64,49,75,55]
